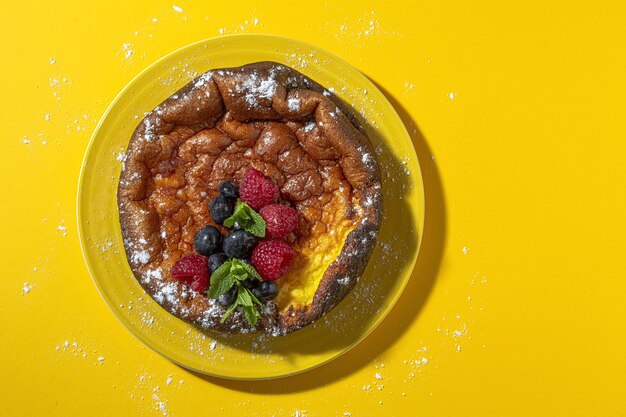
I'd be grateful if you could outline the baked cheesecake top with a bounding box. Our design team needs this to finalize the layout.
[118,62,382,335]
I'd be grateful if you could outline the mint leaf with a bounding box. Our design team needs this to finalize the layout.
[242,305,261,326]
[247,208,266,237]
[248,288,262,306]
[232,258,262,281]
[208,259,264,326]
[220,300,238,323]
[223,201,248,228]
[237,286,253,306]
[239,288,262,325]
[218,286,262,326]
[223,200,266,237]
[208,260,234,298]
[230,263,247,280]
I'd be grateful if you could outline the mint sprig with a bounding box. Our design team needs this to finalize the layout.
[220,284,263,326]
[223,200,266,237]
[208,258,264,326]
[207,261,236,298]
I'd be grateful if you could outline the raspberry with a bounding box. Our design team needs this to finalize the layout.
[259,204,298,239]
[239,167,279,210]
[251,240,295,280]
[172,254,209,292]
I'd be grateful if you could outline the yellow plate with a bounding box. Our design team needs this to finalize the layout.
[77,34,424,380]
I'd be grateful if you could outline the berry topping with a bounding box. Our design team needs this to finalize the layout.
[218,181,239,198]
[190,273,209,292]
[242,277,260,289]
[223,229,258,259]
[252,281,279,302]
[194,225,222,257]
[217,286,237,306]
[239,168,279,210]
[259,204,299,239]
[209,195,235,225]
[172,255,209,292]
[251,240,295,280]
[208,253,229,274]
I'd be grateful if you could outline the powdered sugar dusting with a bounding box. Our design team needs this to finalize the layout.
[338,276,350,285]
[142,117,156,141]
[143,268,163,284]
[303,121,316,133]
[122,43,134,59]
[239,72,278,107]
[22,282,33,294]
[287,97,301,111]
[131,250,150,265]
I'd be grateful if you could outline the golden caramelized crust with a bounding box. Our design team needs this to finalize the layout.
[118,62,382,335]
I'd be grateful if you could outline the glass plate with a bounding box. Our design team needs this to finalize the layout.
[77,34,424,380]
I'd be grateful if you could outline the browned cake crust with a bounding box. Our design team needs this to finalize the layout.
[118,62,382,335]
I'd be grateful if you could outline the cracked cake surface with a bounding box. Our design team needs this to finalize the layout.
[118,61,382,335]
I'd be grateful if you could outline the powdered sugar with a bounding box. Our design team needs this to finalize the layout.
[303,121,316,133]
[159,283,179,304]
[22,282,33,294]
[143,268,163,284]
[240,73,278,107]
[131,250,150,265]
[141,117,156,141]
[338,276,351,285]
[152,393,168,416]
[122,43,134,59]
[287,97,301,111]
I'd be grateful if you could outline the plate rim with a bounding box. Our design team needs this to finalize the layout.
[77,33,425,380]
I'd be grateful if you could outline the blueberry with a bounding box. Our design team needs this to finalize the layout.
[223,230,258,259]
[208,253,229,273]
[194,225,222,256]
[218,181,239,198]
[217,286,237,306]
[209,195,234,225]
[252,281,279,302]
[242,277,260,289]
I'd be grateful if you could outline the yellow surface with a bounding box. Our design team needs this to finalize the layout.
[2,0,626,415]
[78,34,424,379]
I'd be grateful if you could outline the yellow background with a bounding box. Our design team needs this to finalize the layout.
[2,1,625,416]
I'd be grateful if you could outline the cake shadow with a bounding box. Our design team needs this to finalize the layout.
[185,82,447,392]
